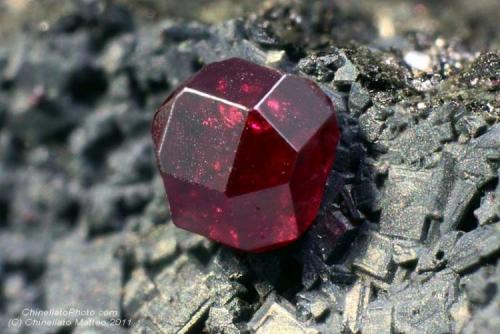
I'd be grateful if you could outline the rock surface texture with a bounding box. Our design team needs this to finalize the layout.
[0,0,498,333]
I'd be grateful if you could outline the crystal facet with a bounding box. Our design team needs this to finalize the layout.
[152,58,340,252]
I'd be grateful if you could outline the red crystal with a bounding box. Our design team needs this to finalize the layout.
[152,58,340,252]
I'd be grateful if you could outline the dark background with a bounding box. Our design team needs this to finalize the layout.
[0,0,498,333]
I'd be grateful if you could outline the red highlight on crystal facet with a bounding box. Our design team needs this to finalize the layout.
[152,58,340,252]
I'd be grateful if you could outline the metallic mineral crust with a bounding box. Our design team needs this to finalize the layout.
[152,58,340,252]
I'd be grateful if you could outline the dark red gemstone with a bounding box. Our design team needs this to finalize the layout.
[152,58,340,252]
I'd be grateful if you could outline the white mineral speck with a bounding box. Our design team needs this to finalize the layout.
[404,51,432,72]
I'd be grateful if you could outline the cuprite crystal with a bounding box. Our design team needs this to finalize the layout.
[152,58,340,252]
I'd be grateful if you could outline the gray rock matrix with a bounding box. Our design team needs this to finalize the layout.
[0,0,498,333]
